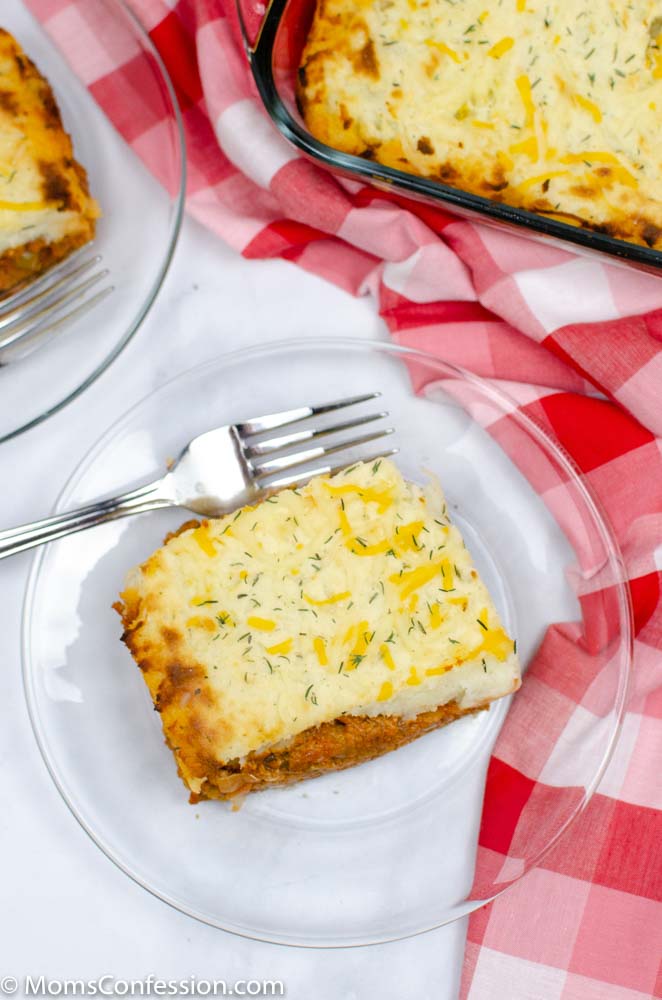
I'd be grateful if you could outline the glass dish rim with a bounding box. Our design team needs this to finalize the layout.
[0,0,187,446]
[243,0,662,274]
[21,336,633,946]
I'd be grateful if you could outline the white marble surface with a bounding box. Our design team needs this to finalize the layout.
[0,216,468,997]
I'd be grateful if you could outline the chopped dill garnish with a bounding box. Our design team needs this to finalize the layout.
[304,684,318,705]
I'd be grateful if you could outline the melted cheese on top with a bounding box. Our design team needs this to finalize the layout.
[123,460,520,763]
[299,0,662,249]
[0,29,98,256]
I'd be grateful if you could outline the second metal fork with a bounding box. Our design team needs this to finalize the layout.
[0,249,113,365]
[0,393,396,559]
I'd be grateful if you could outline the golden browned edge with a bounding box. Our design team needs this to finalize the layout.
[114,519,490,803]
[0,27,98,296]
[296,3,662,252]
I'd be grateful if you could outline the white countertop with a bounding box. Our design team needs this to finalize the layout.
[0,215,468,998]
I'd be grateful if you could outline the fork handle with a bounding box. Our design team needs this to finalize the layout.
[0,479,173,560]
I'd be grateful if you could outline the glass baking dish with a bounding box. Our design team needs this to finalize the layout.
[240,0,662,275]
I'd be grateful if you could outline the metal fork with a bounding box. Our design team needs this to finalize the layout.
[0,393,396,559]
[0,249,113,365]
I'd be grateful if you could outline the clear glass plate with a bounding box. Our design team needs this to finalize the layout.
[0,0,185,443]
[22,339,631,946]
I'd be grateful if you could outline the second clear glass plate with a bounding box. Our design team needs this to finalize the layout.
[1,0,185,442]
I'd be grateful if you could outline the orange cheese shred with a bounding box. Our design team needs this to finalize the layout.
[424,40,462,63]
[377,681,394,701]
[488,37,514,58]
[313,637,328,665]
[304,591,351,606]
[247,616,276,632]
[266,638,293,655]
[380,644,396,670]
[516,74,536,127]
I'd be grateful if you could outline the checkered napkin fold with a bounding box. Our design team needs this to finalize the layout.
[29,1,662,996]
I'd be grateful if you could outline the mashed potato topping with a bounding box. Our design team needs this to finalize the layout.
[298,0,662,249]
[117,460,520,799]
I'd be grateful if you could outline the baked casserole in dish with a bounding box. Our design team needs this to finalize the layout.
[244,0,662,270]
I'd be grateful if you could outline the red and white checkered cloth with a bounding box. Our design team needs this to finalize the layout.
[29,1,662,995]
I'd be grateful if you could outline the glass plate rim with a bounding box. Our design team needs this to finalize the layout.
[0,0,187,446]
[21,336,634,945]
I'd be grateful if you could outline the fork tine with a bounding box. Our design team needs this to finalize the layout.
[0,244,95,311]
[0,268,110,350]
[244,410,388,458]
[237,392,381,437]
[0,285,114,364]
[251,427,395,478]
[0,255,100,327]
[264,447,400,491]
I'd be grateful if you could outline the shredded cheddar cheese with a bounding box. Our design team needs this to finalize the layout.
[488,37,514,58]
[298,0,662,251]
[304,590,351,605]
[247,617,276,632]
[380,643,396,670]
[266,638,293,655]
[425,39,462,63]
[313,637,328,665]
[573,93,602,124]
[429,603,444,629]
[509,135,539,161]
[185,616,217,632]
[193,524,217,557]
[377,681,394,701]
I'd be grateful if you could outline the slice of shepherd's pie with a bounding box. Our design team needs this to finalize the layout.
[115,459,520,802]
[0,28,99,296]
